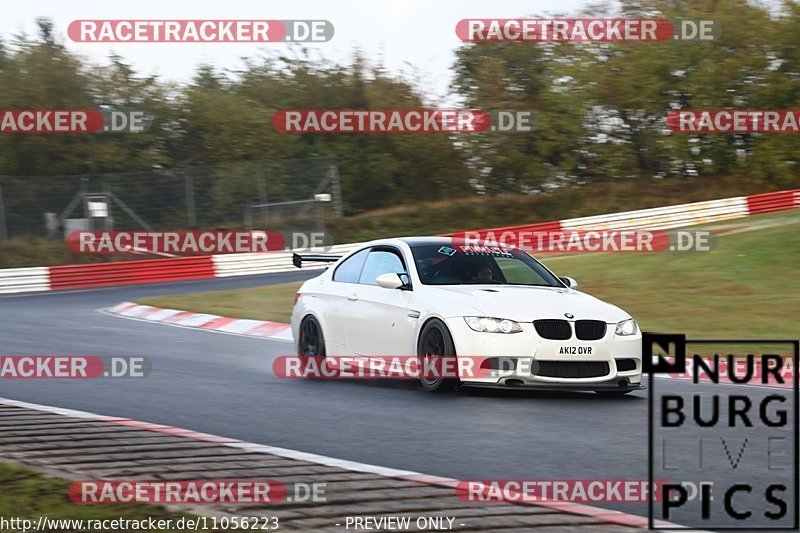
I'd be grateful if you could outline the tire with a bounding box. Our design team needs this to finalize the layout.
[595,389,633,397]
[417,319,460,392]
[298,315,326,357]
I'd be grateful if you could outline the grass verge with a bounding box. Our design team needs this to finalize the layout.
[138,281,300,324]
[0,460,199,532]
[546,210,800,339]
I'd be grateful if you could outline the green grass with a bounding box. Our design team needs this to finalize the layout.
[544,210,800,339]
[0,237,109,269]
[139,281,301,324]
[0,237,171,269]
[138,211,800,339]
[0,461,200,532]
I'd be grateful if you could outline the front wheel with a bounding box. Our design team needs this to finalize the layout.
[417,319,460,392]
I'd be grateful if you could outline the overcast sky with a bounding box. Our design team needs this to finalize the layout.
[2,0,593,103]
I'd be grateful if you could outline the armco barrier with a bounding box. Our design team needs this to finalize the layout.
[49,256,215,290]
[0,267,50,295]
[212,244,361,278]
[560,196,748,231]
[0,188,797,294]
[746,189,798,215]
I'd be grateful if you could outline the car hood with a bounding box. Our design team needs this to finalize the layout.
[428,285,631,323]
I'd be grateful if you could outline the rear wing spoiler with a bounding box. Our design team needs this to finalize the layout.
[292,253,342,269]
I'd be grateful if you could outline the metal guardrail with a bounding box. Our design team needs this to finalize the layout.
[560,197,749,231]
[0,266,50,294]
[212,244,361,278]
[746,189,799,214]
[48,257,216,291]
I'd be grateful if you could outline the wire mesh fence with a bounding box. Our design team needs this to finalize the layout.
[0,156,341,239]
[245,199,327,233]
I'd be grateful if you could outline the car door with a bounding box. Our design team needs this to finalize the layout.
[321,247,370,353]
[342,247,417,356]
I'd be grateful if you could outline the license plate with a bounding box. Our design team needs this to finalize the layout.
[558,346,593,355]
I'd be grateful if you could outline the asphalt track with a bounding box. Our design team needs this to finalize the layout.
[0,272,796,528]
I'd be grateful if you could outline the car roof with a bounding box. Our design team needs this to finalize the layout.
[356,237,451,249]
[360,236,516,251]
[397,236,455,247]
[362,236,515,248]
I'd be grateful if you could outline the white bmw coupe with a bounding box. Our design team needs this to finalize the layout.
[291,237,643,394]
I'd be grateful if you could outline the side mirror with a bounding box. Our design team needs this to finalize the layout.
[376,273,404,289]
[560,276,578,289]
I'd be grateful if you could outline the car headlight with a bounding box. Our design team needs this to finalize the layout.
[615,318,639,336]
[464,317,522,333]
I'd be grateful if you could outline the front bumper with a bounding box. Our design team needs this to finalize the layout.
[463,380,646,392]
[444,316,643,389]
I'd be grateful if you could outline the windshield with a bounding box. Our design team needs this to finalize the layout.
[410,244,564,287]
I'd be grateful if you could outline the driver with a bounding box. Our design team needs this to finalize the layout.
[472,266,494,282]
[467,260,496,282]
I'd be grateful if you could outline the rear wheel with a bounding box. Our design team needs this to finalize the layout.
[298,315,326,357]
[417,319,460,392]
[297,316,327,379]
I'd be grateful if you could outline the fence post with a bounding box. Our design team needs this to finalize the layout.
[329,163,343,217]
[103,179,112,230]
[185,174,196,227]
[257,162,268,226]
[0,186,7,240]
[80,177,89,218]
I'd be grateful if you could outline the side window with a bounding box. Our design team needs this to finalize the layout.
[333,249,369,283]
[358,250,406,286]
